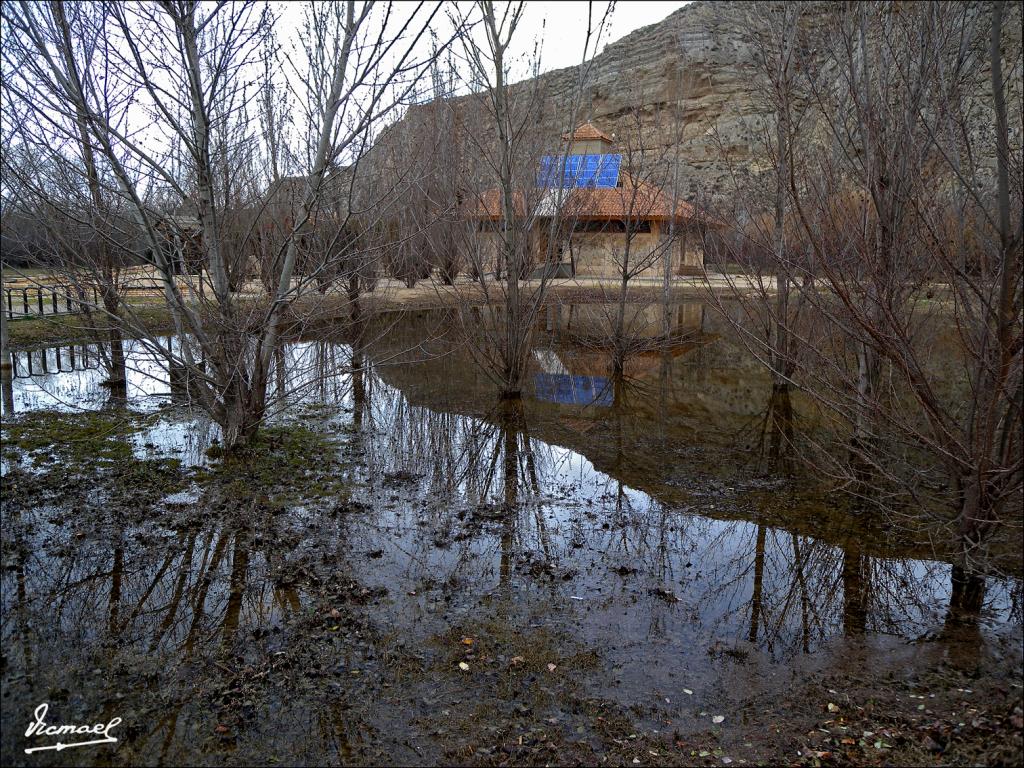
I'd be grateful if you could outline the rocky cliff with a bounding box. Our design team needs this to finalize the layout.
[380,1,1022,201]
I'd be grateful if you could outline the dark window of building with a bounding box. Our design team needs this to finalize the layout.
[571,220,652,234]
[572,220,624,233]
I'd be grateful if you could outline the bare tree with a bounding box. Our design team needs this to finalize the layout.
[449,0,615,399]
[1,2,147,393]
[705,1,1023,577]
[1,0,450,449]
[569,103,686,376]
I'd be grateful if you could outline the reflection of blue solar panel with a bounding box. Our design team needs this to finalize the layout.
[537,154,621,188]
[533,373,612,406]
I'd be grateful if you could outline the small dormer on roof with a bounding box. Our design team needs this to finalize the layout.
[563,122,615,144]
[562,122,616,155]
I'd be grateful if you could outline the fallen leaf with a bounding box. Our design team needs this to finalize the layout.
[215,724,229,734]
[712,715,725,724]
[827,702,840,713]
[547,663,557,673]
[683,689,694,695]
[458,662,470,672]
[510,656,525,666]
[461,637,474,646]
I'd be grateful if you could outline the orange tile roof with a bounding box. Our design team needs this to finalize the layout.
[562,122,615,144]
[468,174,697,223]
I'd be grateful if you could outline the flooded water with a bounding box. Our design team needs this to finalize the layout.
[2,303,1021,765]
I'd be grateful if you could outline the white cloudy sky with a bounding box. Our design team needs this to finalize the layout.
[485,1,691,75]
[275,1,691,84]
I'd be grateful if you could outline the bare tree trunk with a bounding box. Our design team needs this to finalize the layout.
[490,7,524,398]
[0,281,12,415]
[841,539,867,636]
[613,239,631,377]
[0,267,9,373]
[748,524,767,644]
[956,0,1022,564]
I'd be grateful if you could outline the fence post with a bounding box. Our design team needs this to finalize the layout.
[52,290,58,315]
[23,289,29,315]
[5,290,11,319]
[66,291,73,313]
[37,290,44,316]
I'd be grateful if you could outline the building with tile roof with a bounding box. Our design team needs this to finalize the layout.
[468,123,707,279]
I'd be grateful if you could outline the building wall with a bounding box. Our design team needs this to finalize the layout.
[464,223,704,279]
[567,231,658,278]
[567,228,704,278]
[469,229,502,277]
[678,232,705,273]
[567,139,613,155]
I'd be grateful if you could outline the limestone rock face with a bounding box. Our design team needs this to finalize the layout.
[522,0,777,197]
[378,1,1022,201]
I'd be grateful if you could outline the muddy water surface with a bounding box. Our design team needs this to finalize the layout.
[2,305,1021,766]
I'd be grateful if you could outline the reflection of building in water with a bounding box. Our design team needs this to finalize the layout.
[540,301,705,341]
[532,348,611,406]
[534,373,612,407]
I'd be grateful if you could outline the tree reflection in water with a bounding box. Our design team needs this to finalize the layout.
[1,325,1021,762]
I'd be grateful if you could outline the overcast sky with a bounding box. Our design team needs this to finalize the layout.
[275,2,693,85]
[494,1,692,75]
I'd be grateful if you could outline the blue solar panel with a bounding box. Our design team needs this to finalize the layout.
[538,156,554,187]
[537,154,621,188]
[595,154,621,187]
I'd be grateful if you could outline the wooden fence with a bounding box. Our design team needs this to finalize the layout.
[3,283,163,320]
